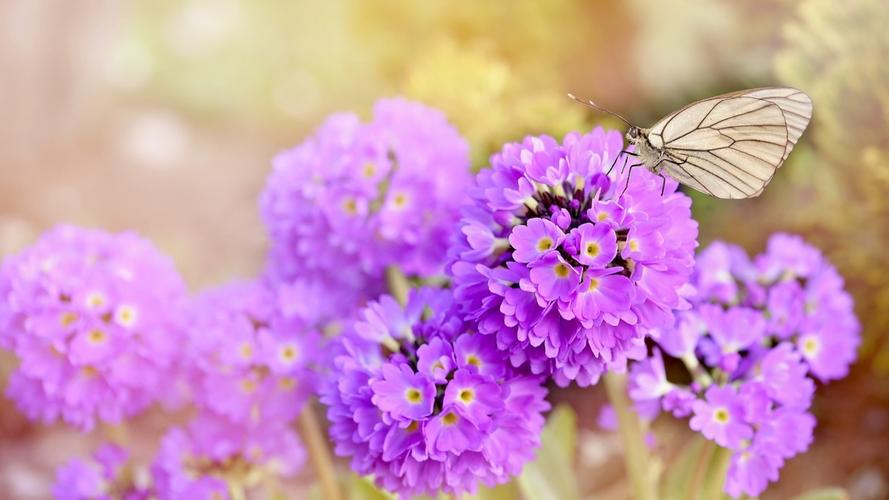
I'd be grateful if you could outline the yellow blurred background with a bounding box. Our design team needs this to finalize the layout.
[1,0,887,498]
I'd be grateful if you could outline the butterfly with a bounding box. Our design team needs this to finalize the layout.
[569,88,813,199]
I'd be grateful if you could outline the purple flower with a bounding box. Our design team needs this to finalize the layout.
[151,412,305,499]
[699,304,765,356]
[725,441,783,498]
[443,369,504,426]
[527,252,581,301]
[417,337,455,383]
[652,311,703,359]
[754,343,814,409]
[55,444,149,500]
[572,268,634,326]
[625,234,857,498]
[260,98,472,324]
[628,348,671,401]
[449,128,698,386]
[689,386,752,449]
[426,408,485,454]
[509,218,565,264]
[571,223,618,268]
[185,281,317,426]
[320,288,549,497]
[0,225,187,431]
[371,364,436,420]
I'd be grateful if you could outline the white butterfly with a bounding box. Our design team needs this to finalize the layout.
[570,88,813,199]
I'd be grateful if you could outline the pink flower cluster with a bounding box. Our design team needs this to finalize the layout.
[0,226,187,430]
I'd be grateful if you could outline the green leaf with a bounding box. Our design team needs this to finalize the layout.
[516,404,580,500]
[660,436,730,500]
[345,474,396,500]
[789,487,850,500]
[700,445,732,500]
[660,437,707,500]
[466,482,522,500]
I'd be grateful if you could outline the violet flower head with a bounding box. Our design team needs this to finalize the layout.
[186,280,318,426]
[0,225,187,431]
[449,128,698,386]
[627,234,858,498]
[151,412,305,499]
[689,385,752,449]
[260,98,472,323]
[320,287,549,497]
[55,444,150,500]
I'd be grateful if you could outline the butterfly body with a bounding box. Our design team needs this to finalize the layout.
[625,126,664,175]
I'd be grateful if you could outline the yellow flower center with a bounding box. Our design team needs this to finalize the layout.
[553,263,571,278]
[238,343,254,360]
[87,329,107,344]
[713,408,730,424]
[392,192,408,208]
[802,337,820,357]
[81,366,99,377]
[405,388,423,404]
[587,278,601,292]
[239,379,258,394]
[115,305,137,327]
[585,242,601,258]
[59,312,78,327]
[628,239,640,252]
[86,292,106,309]
[442,412,459,426]
[406,421,420,433]
[465,354,481,368]
[342,198,358,215]
[536,237,554,252]
[458,388,475,404]
[279,345,298,363]
[278,377,296,391]
[596,212,609,222]
[362,162,376,178]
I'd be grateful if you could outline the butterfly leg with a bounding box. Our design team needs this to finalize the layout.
[646,157,670,196]
[619,163,640,198]
[619,151,639,175]
[606,150,637,176]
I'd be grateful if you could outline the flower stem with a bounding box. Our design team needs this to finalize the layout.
[227,481,247,500]
[603,372,656,500]
[386,265,411,305]
[298,400,343,500]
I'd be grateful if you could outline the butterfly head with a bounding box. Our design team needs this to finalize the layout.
[625,126,642,145]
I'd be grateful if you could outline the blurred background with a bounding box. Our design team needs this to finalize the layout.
[0,0,887,498]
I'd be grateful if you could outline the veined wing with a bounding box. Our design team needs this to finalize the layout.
[743,88,812,161]
[649,87,812,161]
[647,95,790,199]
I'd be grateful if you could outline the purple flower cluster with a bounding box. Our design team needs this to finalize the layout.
[185,280,318,426]
[0,226,187,430]
[320,288,549,497]
[54,444,149,500]
[260,98,472,323]
[151,412,306,498]
[449,128,698,386]
[628,234,860,497]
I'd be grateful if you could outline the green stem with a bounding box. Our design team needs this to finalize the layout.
[604,372,656,500]
[298,400,344,500]
[386,266,410,305]
[227,481,247,500]
[690,439,716,500]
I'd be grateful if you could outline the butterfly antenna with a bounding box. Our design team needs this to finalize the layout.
[567,93,633,127]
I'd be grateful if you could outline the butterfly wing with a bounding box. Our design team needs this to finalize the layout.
[743,87,813,162]
[646,87,812,199]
